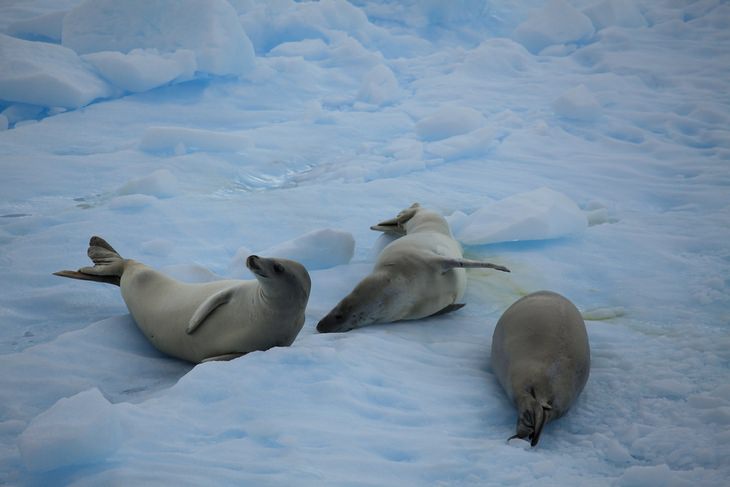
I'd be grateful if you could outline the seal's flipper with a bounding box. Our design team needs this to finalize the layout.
[200,352,244,363]
[438,258,510,273]
[370,203,421,235]
[53,270,121,286]
[429,303,466,317]
[187,287,235,334]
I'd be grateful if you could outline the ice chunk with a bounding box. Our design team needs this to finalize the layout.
[256,229,355,271]
[513,0,595,54]
[0,33,111,109]
[0,114,8,131]
[62,0,254,77]
[455,187,588,245]
[7,10,66,43]
[140,127,253,154]
[1,103,45,126]
[116,169,179,198]
[82,48,197,93]
[357,64,400,106]
[584,0,647,31]
[553,85,602,122]
[459,39,533,77]
[18,388,123,472]
[416,106,487,141]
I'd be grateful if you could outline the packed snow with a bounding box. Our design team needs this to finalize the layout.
[1,0,729,485]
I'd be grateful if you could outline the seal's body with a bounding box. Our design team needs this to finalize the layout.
[317,204,509,333]
[56,237,311,363]
[491,291,590,446]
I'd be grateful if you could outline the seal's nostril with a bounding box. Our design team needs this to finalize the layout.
[246,255,259,268]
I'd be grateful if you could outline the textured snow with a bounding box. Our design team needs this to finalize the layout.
[1,0,729,485]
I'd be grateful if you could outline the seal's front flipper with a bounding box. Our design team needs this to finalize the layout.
[438,258,510,273]
[200,352,244,363]
[187,288,235,334]
[430,303,466,317]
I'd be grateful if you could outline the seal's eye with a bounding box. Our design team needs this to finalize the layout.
[273,263,285,274]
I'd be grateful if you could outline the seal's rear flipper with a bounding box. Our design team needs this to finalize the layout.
[53,270,121,286]
[438,258,510,273]
[429,303,466,317]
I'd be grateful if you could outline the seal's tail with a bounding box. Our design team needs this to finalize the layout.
[53,236,125,286]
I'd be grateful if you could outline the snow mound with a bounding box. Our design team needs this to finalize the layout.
[82,49,197,93]
[6,10,66,43]
[256,229,355,271]
[513,0,595,54]
[62,0,254,77]
[459,39,533,77]
[0,33,111,109]
[357,64,400,106]
[454,187,588,245]
[116,169,179,199]
[553,84,602,122]
[584,0,647,31]
[140,127,253,155]
[416,106,487,141]
[18,388,124,472]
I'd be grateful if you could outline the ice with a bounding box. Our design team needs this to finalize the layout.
[18,388,124,472]
[455,188,588,245]
[583,0,647,31]
[553,84,602,122]
[6,10,66,43]
[82,48,197,93]
[62,0,254,77]
[0,0,729,485]
[512,0,595,54]
[0,33,112,109]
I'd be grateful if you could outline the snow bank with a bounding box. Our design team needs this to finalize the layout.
[416,106,487,141]
[62,0,254,77]
[425,127,501,161]
[454,187,588,245]
[584,0,647,31]
[18,388,124,472]
[0,33,111,109]
[82,49,197,93]
[357,64,400,106]
[255,229,355,271]
[512,0,595,54]
[553,84,602,122]
[140,127,253,155]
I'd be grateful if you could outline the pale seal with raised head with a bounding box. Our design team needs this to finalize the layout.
[317,203,509,333]
[55,236,311,363]
[491,290,590,447]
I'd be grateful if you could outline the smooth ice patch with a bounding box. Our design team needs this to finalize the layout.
[82,48,197,93]
[62,0,254,77]
[454,187,588,245]
[18,388,124,472]
[0,33,111,109]
[512,0,595,54]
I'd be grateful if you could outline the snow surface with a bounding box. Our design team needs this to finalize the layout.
[1,0,729,485]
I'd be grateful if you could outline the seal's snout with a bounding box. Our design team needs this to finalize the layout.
[247,255,268,277]
[316,312,346,333]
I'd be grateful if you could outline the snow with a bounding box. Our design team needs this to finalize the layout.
[1,0,729,485]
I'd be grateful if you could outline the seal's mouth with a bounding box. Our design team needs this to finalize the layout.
[246,255,268,277]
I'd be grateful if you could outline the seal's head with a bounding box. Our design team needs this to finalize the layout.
[511,386,553,447]
[246,255,311,302]
[316,273,390,333]
[370,203,451,237]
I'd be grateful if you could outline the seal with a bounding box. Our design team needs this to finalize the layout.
[55,236,311,363]
[317,203,509,333]
[491,291,590,447]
